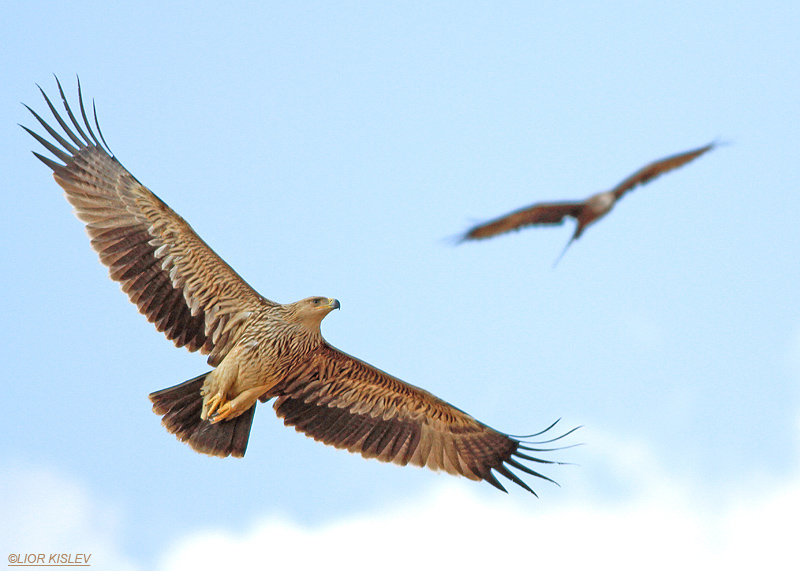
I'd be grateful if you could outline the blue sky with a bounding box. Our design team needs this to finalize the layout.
[2,2,799,568]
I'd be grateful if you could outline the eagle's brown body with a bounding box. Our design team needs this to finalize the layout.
[24,78,572,494]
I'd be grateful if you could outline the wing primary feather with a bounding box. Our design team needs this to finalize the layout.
[76,77,102,148]
[33,88,82,152]
[21,124,73,164]
[516,442,577,454]
[517,424,582,448]
[512,449,561,464]
[21,106,75,156]
[506,418,563,439]
[481,471,509,494]
[493,465,536,495]
[30,151,66,172]
[55,75,93,148]
[93,98,113,156]
[505,457,558,485]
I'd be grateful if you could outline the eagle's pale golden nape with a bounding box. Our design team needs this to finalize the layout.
[25,77,575,494]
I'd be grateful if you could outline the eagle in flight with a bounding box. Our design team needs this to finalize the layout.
[459,142,716,264]
[23,78,574,494]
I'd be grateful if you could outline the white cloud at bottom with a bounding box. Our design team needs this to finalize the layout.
[3,424,797,571]
[0,463,141,571]
[156,427,800,571]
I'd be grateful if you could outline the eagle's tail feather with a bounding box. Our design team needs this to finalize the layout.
[149,373,255,458]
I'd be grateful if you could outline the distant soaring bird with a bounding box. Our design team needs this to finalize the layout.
[24,78,574,494]
[459,143,716,264]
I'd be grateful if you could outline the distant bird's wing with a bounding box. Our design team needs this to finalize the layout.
[461,201,584,241]
[23,78,271,366]
[273,343,571,494]
[611,142,716,200]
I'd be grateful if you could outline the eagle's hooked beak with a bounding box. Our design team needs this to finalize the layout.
[328,298,341,310]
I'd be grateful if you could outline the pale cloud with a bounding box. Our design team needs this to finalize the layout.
[4,426,797,571]
[156,427,800,571]
[0,464,141,571]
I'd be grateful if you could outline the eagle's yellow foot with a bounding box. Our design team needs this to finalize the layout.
[208,400,235,423]
[203,393,227,420]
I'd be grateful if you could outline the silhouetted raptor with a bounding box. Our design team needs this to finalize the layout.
[460,143,716,264]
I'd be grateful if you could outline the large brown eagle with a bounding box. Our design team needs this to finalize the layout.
[24,78,573,494]
[459,143,716,264]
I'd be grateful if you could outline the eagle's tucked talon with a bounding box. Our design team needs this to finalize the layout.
[208,401,235,424]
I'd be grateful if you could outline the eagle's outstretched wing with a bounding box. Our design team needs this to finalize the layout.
[273,343,575,494]
[461,201,583,241]
[23,78,271,366]
[611,143,716,199]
